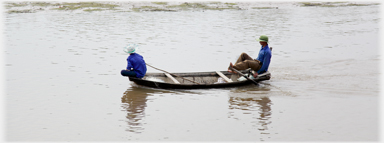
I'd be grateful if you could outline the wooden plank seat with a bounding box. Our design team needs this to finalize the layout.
[215,71,233,83]
[164,73,180,84]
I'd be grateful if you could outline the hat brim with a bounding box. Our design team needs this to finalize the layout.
[124,45,138,53]
[256,39,268,43]
[127,48,136,53]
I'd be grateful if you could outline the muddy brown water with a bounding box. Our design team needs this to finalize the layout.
[4,2,380,141]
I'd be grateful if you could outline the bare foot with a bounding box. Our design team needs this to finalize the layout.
[228,63,237,73]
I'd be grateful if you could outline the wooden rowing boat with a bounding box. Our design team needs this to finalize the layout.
[128,70,271,89]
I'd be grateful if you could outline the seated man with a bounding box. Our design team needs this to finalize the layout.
[229,35,272,78]
[121,44,147,78]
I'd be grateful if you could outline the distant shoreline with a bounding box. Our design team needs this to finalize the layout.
[4,1,379,14]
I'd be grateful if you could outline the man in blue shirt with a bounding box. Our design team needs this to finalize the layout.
[229,35,272,78]
[121,44,147,78]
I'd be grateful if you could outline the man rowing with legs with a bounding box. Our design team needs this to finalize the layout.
[228,35,272,78]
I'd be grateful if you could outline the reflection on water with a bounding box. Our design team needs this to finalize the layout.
[229,87,273,141]
[121,86,150,133]
[255,97,272,132]
[121,86,177,133]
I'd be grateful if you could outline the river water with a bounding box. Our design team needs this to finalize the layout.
[3,2,380,141]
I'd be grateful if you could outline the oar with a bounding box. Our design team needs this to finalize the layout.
[229,67,258,85]
[146,63,201,85]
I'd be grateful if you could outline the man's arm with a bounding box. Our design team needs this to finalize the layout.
[126,58,133,70]
[256,53,271,74]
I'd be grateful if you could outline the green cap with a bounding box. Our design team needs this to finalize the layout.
[256,35,269,43]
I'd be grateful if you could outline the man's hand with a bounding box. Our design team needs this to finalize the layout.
[253,72,258,78]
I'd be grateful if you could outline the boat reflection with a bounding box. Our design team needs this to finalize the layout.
[229,87,273,140]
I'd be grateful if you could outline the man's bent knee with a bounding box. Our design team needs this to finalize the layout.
[121,70,137,77]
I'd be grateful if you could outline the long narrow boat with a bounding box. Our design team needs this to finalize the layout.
[128,70,271,89]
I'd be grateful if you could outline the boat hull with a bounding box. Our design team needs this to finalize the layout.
[128,70,271,89]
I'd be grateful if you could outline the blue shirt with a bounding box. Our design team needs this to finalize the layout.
[127,53,147,78]
[255,45,272,74]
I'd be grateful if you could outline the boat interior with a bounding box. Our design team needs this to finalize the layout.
[142,70,270,84]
